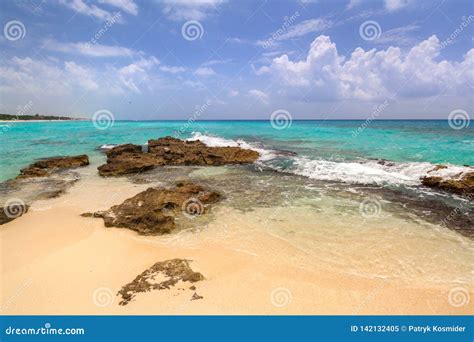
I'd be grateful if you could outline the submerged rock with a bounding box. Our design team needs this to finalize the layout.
[17,155,89,178]
[117,258,204,306]
[81,181,222,235]
[421,171,474,197]
[98,136,260,177]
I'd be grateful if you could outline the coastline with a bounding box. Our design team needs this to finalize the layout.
[0,119,89,123]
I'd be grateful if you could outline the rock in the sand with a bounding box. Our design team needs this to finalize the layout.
[17,155,89,178]
[117,258,204,306]
[81,181,222,235]
[421,171,474,197]
[98,136,260,177]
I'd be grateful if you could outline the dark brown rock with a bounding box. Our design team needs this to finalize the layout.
[421,172,474,197]
[81,181,222,235]
[117,258,204,305]
[17,155,89,178]
[98,136,260,177]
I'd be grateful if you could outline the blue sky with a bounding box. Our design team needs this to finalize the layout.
[0,0,473,120]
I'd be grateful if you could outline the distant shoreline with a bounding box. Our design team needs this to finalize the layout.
[0,119,89,123]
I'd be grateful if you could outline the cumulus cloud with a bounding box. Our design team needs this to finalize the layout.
[259,35,474,101]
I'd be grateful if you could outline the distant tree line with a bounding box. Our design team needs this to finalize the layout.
[0,113,80,121]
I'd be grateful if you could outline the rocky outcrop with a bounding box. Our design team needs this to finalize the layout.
[421,171,474,197]
[117,259,204,306]
[98,136,260,177]
[81,181,222,235]
[17,155,89,178]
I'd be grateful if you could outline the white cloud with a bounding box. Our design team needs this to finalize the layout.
[59,0,119,22]
[347,0,412,11]
[160,65,186,73]
[0,56,160,96]
[98,0,138,15]
[277,19,332,40]
[385,0,410,11]
[43,39,137,57]
[256,18,332,48]
[375,24,419,45]
[347,0,363,9]
[160,0,226,21]
[248,89,269,104]
[194,67,216,76]
[201,59,232,66]
[260,35,474,101]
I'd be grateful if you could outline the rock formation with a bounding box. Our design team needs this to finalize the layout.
[81,181,222,235]
[98,136,259,177]
[117,259,204,306]
[17,155,89,178]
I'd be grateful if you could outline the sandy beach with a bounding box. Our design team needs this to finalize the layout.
[1,161,472,315]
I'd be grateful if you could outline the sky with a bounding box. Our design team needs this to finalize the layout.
[0,0,473,120]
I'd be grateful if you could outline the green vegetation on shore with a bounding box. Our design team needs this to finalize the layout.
[0,113,81,121]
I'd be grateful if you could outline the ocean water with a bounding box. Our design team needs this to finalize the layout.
[1,120,473,182]
[1,120,473,284]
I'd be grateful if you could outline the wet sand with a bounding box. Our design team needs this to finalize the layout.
[0,165,473,315]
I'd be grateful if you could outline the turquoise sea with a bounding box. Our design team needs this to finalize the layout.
[1,120,473,284]
[1,120,472,182]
